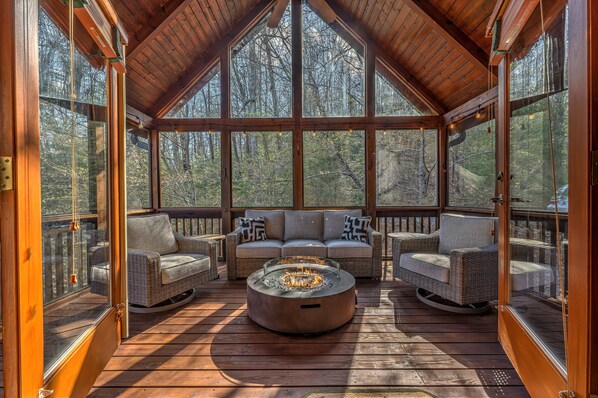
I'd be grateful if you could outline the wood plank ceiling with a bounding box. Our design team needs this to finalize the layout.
[113,0,497,116]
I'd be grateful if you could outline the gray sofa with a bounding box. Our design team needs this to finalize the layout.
[226,210,382,280]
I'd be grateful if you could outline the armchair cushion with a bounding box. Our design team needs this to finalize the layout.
[399,253,450,283]
[282,239,327,257]
[439,214,495,255]
[284,211,324,241]
[237,239,284,259]
[510,260,554,291]
[91,262,110,285]
[323,210,362,241]
[128,214,178,255]
[160,253,211,284]
[325,239,372,258]
[246,210,285,240]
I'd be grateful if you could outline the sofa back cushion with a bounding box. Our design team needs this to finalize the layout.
[245,210,285,240]
[128,214,178,255]
[284,211,324,241]
[323,209,362,241]
[439,214,495,254]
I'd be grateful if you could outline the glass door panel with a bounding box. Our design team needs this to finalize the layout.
[508,1,569,370]
[38,4,111,372]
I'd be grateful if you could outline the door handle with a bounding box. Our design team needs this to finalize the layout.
[490,194,504,205]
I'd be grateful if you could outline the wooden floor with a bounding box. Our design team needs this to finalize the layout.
[89,264,530,398]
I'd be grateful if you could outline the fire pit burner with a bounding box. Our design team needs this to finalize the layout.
[247,256,356,334]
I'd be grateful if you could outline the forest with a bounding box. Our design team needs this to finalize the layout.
[38,0,568,218]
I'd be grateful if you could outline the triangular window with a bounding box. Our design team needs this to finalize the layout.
[302,0,364,117]
[375,64,436,116]
[165,63,221,118]
[231,3,292,118]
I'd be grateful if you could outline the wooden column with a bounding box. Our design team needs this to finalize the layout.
[438,126,447,211]
[220,51,232,233]
[0,0,44,395]
[568,0,598,395]
[292,0,303,209]
[365,39,376,219]
[150,129,160,210]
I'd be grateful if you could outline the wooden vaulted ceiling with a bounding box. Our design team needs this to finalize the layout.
[114,0,497,116]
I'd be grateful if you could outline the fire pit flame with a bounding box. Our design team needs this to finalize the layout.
[282,266,324,289]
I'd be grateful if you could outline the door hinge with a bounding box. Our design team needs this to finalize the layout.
[38,388,53,397]
[0,157,13,191]
[592,150,598,185]
[115,303,126,321]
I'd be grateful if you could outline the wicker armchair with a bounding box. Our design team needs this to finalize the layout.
[393,214,499,313]
[90,214,219,310]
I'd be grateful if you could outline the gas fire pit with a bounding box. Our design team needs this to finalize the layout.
[247,256,356,334]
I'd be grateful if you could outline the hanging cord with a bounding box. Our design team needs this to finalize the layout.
[539,0,570,383]
[69,0,80,285]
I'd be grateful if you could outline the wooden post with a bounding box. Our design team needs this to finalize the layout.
[221,51,232,234]
[292,0,303,210]
[0,0,44,395]
[150,128,160,210]
[438,125,447,211]
[365,39,376,219]
[569,0,598,394]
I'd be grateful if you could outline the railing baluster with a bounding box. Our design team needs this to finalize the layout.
[55,231,65,298]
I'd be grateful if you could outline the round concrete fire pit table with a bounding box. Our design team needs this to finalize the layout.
[247,256,356,334]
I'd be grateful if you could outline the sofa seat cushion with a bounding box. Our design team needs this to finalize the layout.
[282,239,327,257]
[237,240,284,259]
[91,262,110,285]
[160,253,211,285]
[284,211,324,241]
[323,210,362,241]
[128,213,178,255]
[510,260,554,291]
[400,253,451,283]
[245,210,285,241]
[439,214,495,255]
[325,239,372,258]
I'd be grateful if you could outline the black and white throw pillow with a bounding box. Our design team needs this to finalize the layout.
[341,216,371,243]
[239,217,267,243]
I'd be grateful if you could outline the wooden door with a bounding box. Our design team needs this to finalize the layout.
[496,0,597,396]
[0,0,127,396]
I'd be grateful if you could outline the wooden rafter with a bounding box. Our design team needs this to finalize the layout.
[400,0,495,77]
[152,0,276,118]
[127,0,193,60]
[267,0,289,28]
[326,0,447,115]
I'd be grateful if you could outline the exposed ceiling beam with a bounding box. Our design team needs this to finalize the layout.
[267,0,290,28]
[127,0,193,60]
[151,0,276,118]
[326,0,447,115]
[307,0,336,24]
[401,0,496,77]
[443,86,498,124]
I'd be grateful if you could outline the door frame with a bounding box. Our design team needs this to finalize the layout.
[496,0,598,396]
[0,0,128,396]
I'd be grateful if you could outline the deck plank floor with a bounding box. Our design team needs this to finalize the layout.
[89,264,531,398]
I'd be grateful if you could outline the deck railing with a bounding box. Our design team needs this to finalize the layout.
[159,209,225,258]
[42,214,102,304]
[42,208,565,301]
